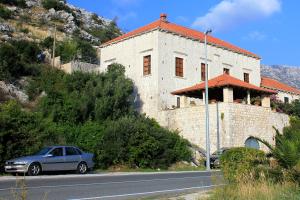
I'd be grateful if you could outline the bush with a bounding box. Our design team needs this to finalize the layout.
[0,40,42,81]
[0,101,44,171]
[0,0,26,7]
[0,5,12,19]
[220,147,267,183]
[41,0,66,10]
[41,36,54,49]
[96,116,192,169]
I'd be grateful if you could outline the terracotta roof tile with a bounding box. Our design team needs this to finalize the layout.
[261,77,300,95]
[172,74,276,95]
[101,16,260,59]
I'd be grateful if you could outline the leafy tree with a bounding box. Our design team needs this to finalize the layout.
[0,101,43,171]
[88,20,122,44]
[0,43,21,80]
[0,5,12,19]
[252,118,300,184]
[254,118,300,170]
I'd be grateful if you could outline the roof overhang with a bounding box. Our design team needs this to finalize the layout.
[172,74,277,97]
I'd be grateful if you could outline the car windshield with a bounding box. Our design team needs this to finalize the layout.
[34,147,52,156]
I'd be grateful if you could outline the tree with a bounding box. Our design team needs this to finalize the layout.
[0,43,21,80]
[41,0,66,10]
[253,118,300,170]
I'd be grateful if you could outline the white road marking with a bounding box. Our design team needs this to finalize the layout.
[0,175,222,191]
[68,184,225,200]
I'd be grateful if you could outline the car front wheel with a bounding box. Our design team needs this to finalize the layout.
[77,162,88,174]
[28,163,41,176]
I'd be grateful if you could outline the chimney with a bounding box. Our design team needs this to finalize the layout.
[160,13,167,22]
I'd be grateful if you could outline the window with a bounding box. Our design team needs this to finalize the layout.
[50,148,63,157]
[66,147,79,156]
[244,73,249,83]
[177,97,180,108]
[223,68,230,75]
[143,55,151,75]
[201,63,206,81]
[245,138,260,150]
[284,97,289,104]
[175,57,183,77]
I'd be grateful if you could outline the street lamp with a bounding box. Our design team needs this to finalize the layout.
[204,29,212,171]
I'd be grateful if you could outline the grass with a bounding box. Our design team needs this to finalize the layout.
[95,162,206,173]
[203,180,300,200]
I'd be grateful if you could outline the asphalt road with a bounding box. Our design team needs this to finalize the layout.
[0,171,223,200]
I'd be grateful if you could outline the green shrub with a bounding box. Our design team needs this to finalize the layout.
[220,147,267,183]
[96,116,192,169]
[0,5,12,19]
[41,0,66,10]
[0,0,26,7]
[0,40,41,81]
[41,36,54,49]
[0,101,45,171]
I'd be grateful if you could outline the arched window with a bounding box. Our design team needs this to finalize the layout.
[245,137,260,150]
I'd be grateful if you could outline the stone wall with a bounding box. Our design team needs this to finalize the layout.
[157,103,289,152]
[61,61,99,74]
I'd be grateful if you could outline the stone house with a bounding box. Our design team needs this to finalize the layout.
[261,76,300,103]
[98,14,293,152]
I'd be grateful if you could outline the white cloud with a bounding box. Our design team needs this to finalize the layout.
[192,0,281,32]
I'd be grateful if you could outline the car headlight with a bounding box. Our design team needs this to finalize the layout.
[14,161,28,165]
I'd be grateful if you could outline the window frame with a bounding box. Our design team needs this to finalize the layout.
[223,68,230,75]
[143,55,151,76]
[49,147,64,157]
[175,57,184,77]
[244,73,249,83]
[284,97,289,104]
[65,147,80,156]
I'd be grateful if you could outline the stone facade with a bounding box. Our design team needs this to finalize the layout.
[99,15,291,152]
[158,103,289,152]
[60,61,99,74]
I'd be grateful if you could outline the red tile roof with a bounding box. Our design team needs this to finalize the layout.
[101,15,260,59]
[171,74,276,95]
[261,77,300,95]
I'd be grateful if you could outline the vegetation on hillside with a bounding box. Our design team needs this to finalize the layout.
[0,40,42,81]
[0,0,26,8]
[0,43,192,171]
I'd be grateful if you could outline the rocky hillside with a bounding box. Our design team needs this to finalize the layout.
[261,65,300,90]
[0,0,121,44]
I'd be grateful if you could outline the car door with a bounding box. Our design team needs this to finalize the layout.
[42,147,66,171]
[65,147,81,170]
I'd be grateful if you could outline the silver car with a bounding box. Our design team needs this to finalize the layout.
[4,146,94,176]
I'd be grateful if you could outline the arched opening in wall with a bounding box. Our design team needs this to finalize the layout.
[245,137,260,150]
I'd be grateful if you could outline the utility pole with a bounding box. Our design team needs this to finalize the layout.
[216,102,220,153]
[204,29,212,171]
[52,25,56,68]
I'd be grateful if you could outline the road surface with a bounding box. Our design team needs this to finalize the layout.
[0,171,223,200]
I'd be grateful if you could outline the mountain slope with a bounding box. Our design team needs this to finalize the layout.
[0,0,121,44]
[261,65,300,90]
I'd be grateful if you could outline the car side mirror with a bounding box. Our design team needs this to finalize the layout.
[44,154,53,158]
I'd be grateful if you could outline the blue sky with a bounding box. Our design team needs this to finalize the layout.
[68,0,300,66]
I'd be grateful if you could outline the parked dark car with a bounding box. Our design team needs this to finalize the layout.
[209,147,231,168]
[5,146,94,176]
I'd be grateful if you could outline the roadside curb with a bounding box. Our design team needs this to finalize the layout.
[0,170,221,181]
